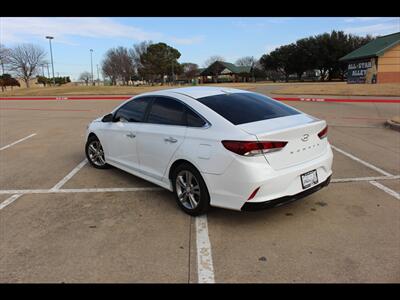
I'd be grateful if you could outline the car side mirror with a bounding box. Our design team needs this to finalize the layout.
[102,113,114,122]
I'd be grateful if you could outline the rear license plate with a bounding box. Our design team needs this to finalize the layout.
[301,170,319,189]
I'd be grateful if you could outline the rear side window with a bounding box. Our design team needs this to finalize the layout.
[196,93,300,125]
[147,97,186,126]
[114,97,151,122]
[186,108,206,127]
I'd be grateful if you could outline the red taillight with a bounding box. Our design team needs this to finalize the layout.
[318,125,328,139]
[221,140,287,156]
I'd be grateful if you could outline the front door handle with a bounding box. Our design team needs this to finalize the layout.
[126,132,136,138]
[164,137,177,143]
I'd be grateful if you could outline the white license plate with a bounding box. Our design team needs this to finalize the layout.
[301,170,319,189]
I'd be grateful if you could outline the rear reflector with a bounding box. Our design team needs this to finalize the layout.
[247,187,260,200]
[222,140,287,156]
[318,125,328,139]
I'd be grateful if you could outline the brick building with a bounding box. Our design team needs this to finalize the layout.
[339,32,400,84]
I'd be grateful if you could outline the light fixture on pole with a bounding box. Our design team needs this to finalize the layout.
[90,49,94,85]
[45,36,56,86]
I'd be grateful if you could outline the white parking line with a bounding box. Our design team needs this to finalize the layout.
[331,145,393,177]
[0,175,398,195]
[0,133,37,151]
[0,194,22,210]
[50,159,88,191]
[331,175,400,183]
[195,215,215,283]
[0,187,163,195]
[369,181,400,200]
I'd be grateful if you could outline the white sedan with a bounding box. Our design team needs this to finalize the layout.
[85,87,333,215]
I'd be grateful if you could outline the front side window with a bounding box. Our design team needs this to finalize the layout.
[147,97,186,126]
[196,93,300,125]
[114,97,151,122]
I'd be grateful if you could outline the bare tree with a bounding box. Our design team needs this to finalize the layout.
[7,44,46,88]
[236,56,258,82]
[235,56,256,67]
[181,63,199,80]
[203,55,225,68]
[0,44,10,75]
[116,46,135,85]
[102,47,135,85]
[79,71,91,86]
[101,56,118,85]
[129,41,152,79]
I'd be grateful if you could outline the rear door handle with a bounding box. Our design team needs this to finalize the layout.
[126,132,136,138]
[164,137,177,143]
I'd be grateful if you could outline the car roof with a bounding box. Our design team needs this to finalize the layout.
[142,86,251,99]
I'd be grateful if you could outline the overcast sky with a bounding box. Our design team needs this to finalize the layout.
[1,17,399,81]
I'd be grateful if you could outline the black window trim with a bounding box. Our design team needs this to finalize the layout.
[143,95,211,129]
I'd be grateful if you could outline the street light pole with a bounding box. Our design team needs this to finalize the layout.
[46,36,56,86]
[169,49,174,85]
[90,49,94,86]
[96,64,100,85]
[172,61,174,85]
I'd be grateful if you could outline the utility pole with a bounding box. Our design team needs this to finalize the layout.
[46,63,50,78]
[45,36,56,86]
[172,61,174,85]
[251,60,255,82]
[96,64,100,85]
[90,49,94,86]
[170,49,174,85]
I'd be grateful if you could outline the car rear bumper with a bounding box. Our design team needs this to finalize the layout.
[202,144,333,211]
[241,175,331,211]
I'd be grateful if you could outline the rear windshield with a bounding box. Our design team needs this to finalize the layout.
[196,93,300,125]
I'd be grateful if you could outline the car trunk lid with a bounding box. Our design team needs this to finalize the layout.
[238,114,328,170]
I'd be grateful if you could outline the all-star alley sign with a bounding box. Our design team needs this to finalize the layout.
[347,59,373,83]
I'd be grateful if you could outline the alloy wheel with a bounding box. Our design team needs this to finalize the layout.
[88,140,106,167]
[175,170,201,210]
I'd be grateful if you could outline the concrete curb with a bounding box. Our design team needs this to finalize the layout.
[385,117,400,132]
[1,96,400,103]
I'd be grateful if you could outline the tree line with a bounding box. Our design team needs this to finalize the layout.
[259,30,373,82]
[1,30,375,89]
[100,41,185,85]
[98,30,373,85]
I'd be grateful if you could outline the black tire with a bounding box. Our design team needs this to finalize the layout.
[85,135,111,169]
[171,162,210,216]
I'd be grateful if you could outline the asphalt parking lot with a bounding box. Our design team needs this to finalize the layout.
[0,91,399,283]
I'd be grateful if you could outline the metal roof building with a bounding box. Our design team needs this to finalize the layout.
[199,61,252,83]
[339,32,400,84]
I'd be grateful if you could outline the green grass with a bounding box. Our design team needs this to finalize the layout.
[271,82,400,97]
